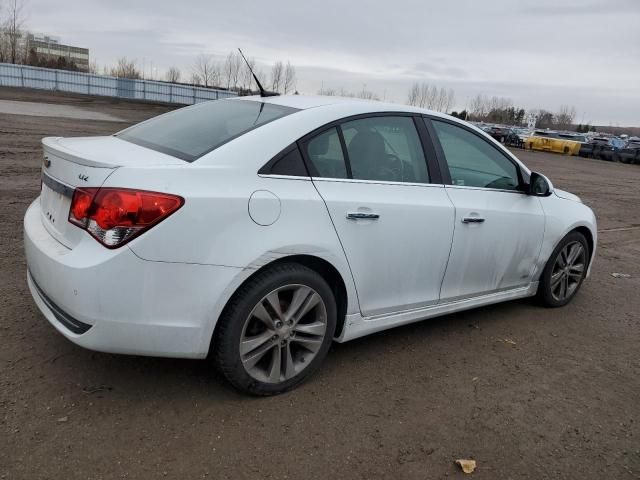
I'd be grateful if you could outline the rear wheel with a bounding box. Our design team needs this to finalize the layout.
[537,232,589,307]
[213,263,336,395]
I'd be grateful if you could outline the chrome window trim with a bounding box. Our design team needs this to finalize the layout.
[308,176,445,188]
[257,174,312,181]
[444,184,528,195]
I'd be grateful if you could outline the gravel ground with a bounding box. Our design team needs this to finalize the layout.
[0,88,639,480]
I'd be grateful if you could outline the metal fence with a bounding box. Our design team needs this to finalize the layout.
[0,63,237,104]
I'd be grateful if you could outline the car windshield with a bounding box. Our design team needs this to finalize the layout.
[117,99,298,162]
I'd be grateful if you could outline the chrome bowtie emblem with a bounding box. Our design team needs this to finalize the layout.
[43,156,51,168]
[78,174,89,182]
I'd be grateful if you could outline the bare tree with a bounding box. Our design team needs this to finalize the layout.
[87,60,99,74]
[194,54,216,87]
[318,86,378,100]
[189,72,202,86]
[555,105,576,130]
[407,83,420,106]
[270,61,284,93]
[223,52,234,89]
[319,86,338,96]
[231,52,242,89]
[356,89,379,101]
[221,51,242,90]
[3,0,25,64]
[434,87,448,112]
[469,93,488,120]
[426,85,438,109]
[444,88,455,113]
[109,57,141,79]
[283,61,296,94]
[166,67,181,83]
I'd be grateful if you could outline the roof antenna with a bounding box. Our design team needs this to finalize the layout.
[238,48,279,97]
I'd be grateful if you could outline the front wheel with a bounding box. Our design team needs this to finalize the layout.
[213,263,336,395]
[537,232,589,307]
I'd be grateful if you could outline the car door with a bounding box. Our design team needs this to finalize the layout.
[301,114,455,317]
[427,118,545,301]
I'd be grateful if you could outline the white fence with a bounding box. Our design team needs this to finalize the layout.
[0,63,237,104]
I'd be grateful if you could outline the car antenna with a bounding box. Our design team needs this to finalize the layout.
[238,48,279,97]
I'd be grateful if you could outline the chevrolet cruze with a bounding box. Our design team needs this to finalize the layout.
[24,95,597,395]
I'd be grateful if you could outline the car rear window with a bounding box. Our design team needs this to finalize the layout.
[117,99,298,162]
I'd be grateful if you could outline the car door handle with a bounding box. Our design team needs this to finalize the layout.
[346,212,380,220]
[462,217,485,223]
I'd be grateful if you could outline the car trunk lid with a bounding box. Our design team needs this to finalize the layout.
[40,136,184,249]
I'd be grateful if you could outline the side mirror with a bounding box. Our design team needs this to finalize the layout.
[528,171,553,197]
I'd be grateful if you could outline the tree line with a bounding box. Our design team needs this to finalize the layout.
[406,85,582,131]
[104,52,297,95]
[407,82,455,113]
[318,86,380,100]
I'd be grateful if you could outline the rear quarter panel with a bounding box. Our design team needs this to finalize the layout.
[103,165,360,316]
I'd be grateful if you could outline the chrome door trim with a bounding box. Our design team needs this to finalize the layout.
[445,184,528,195]
[311,177,446,188]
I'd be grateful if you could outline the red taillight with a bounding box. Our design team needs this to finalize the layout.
[69,188,98,226]
[68,188,184,248]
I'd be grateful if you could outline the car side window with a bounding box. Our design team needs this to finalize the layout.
[341,116,429,183]
[432,120,520,191]
[304,127,348,179]
[264,145,308,176]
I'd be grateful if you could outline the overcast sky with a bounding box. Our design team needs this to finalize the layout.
[25,0,640,125]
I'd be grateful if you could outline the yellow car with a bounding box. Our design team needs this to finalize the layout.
[524,132,582,155]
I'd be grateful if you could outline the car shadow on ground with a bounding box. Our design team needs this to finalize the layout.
[37,297,537,402]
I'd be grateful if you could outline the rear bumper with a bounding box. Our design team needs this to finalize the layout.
[24,198,244,359]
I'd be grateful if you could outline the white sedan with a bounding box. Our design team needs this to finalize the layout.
[24,95,597,395]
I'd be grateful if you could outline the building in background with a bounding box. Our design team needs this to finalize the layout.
[25,34,89,71]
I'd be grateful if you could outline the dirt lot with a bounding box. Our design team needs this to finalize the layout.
[1,88,639,479]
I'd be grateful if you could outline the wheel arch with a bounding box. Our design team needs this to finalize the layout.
[210,254,351,353]
[572,225,594,260]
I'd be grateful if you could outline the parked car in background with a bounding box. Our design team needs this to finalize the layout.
[525,131,581,155]
[579,141,594,158]
[486,126,513,143]
[24,95,598,395]
[615,138,640,164]
[513,128,532,143]
[592,137,625,161]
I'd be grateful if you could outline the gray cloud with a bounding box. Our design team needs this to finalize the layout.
[24,0,640,125]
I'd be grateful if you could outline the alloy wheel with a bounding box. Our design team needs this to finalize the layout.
[550,241,586,302]
[239,284,328,383]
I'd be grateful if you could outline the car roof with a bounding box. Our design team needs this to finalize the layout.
[200,94,530,176]
[238,94,445,117]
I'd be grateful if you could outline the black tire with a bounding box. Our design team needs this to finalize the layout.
[213,263,337,395]
[537,231,590,308]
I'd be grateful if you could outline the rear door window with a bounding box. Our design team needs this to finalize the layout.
[117,99,298,162]
[341,116,429,183]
